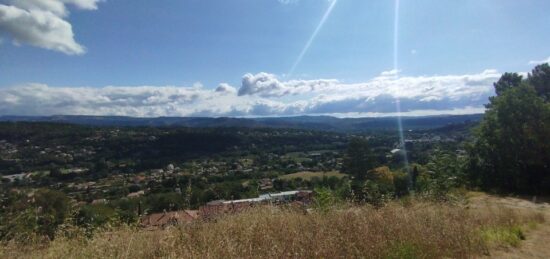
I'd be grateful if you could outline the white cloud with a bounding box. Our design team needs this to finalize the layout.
[0,69,502,117]
[239,72,337,97]
[528,56,550,65]
[215,83,237,94]
[237,69,499,102]
[0,0,101,55]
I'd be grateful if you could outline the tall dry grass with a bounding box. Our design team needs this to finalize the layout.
[1,200,544,259]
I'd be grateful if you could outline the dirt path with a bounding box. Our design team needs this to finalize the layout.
[470,194,550,258]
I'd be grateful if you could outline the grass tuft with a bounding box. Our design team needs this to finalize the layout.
[480,225,526,248]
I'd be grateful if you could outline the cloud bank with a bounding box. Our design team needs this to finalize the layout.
[0,70,501,117]
[0,0,101,55]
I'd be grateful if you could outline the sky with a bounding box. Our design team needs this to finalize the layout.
[0,0,549,117]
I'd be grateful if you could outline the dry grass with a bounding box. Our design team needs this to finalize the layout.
[0,200,544,259]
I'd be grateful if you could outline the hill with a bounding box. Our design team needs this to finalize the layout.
[0,114,483,132]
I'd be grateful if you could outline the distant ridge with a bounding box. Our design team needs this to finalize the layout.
[0,114,483,132]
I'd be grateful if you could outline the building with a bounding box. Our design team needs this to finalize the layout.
[199,190,313,219]
[140,210,199,228]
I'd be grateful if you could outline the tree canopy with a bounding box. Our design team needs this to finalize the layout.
[341,137,376,180]
[468,64,550,194]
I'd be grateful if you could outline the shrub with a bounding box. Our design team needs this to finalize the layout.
[313,187,337,213]
[480,225,525,248]
[0,189,70,242]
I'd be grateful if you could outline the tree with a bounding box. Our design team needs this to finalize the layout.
[424,152,465,197]
[341,138,375,180]
[468,65,550,194]
[411,166,419,189]
[76,204,118,229]
[527,63,550,101]
[493,72,523,96]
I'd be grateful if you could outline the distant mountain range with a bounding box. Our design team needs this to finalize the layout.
[0,114,483,132]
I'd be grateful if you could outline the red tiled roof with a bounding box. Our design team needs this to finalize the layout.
[140,210,199,228]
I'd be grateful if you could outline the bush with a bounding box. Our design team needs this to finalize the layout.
[76,204,118,229]
[313,187,337,213]
[0,189,70,241]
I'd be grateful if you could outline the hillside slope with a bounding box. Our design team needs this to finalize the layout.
[470,194,550,258]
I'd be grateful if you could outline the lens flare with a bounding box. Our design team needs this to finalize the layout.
[393,0,411,187]
[288,0,339,77]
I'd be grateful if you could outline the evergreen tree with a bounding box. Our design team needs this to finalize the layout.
[341,137,375,180]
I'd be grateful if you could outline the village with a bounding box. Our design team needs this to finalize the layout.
[0,122,471,231]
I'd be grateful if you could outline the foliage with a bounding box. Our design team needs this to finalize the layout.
[468,64,550,194]
[528,63,550,101]
[493,72,523,96]
[421,152,466,198]
[479,225,525,248]
[76,204,118,229]
[393,171,410,197]
[0,189,70,241]
[144,193,186,213]
[341,137,376,180]
[313,187,337,213]
[362,180,391,207]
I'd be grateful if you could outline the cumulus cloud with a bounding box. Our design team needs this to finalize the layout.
[0,69,502,117]
[528,56,550,65]
[237,69,499,102]
[239,72,337,97]
[0,0,101,55]
[215,83,237,94]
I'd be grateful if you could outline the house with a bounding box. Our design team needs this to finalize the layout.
[258,178,273,190]
[199,200,254,219]
[199,190,313,219]
[91,198,107,205]
[140,210,199,228]
[127,190,145,198]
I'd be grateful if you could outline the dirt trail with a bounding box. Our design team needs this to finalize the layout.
[470,194,550,258]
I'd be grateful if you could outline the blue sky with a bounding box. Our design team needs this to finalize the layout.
[0,0,549,117]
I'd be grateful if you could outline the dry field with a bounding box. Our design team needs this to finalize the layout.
[1,194,546,259]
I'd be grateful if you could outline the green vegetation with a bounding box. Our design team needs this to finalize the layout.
[0,63,549,258]
[341,137,376,180]
[278,171,347,180]
[468,64,550,194]
[480,225,526,248]
[0,189,70,242]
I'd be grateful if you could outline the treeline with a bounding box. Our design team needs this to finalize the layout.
[0,125,349,175]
